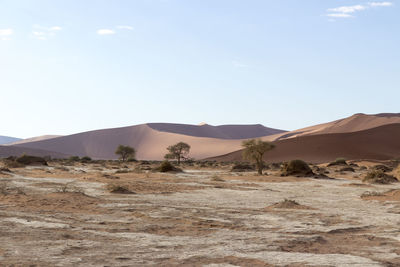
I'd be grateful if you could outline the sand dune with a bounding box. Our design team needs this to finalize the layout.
[0,136,21,145]
[6,135,62,146]
[12,124,279,160]
[7,113,400,161]
[208,123,400,163]
[271,113,400,141]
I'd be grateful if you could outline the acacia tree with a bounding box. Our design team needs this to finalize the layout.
[242,139,275,175]
[115,145,136,162]
[165,142,191,165]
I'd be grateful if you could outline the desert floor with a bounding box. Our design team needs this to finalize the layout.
[1,161,400,266]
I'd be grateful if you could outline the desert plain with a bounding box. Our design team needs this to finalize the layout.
[1,159,400,267]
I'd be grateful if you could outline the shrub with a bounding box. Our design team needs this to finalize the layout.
[281,160,314,177]
[153,160,182,173]
[371,164,393,173]
[327,158,347,166]
[68,156,80,162]
[363,170,398,184]
[80,156,92,163]
[127,157,137,162]
[107,184,135,194]
[231,162,255,172]
[16,155,47,166]
[3,159,24,168]
[273,199,301,209]
[340,167,355,172]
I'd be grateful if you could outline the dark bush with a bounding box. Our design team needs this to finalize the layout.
[80,156,92,163]
[340,167,355,172]
[127,157,137,162]
[68,156,80,162]
[231,162,255,172]
[281,160,314,177]
[371,164,393,173]
[327,158,347,167]
[363,170,398,184]
[107,184,135,194]
[16,155,47,166]
[153,160,182,173]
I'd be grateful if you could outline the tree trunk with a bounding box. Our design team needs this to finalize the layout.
[257,160,263,175]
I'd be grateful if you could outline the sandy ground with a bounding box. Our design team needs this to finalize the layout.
[1,161,400,266]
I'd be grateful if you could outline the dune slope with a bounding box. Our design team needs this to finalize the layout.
[272,113,400,140]
[208,123,400,163]
[0,136,21,145]
[12,124,250,160]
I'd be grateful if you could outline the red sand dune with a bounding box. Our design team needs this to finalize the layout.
[6,113,400,161]
[11,123,283,160]
[208,124,400,164]
[269,113,400,141]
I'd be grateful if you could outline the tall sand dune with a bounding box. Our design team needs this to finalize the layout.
[208,123,400,164]
[271,113,400,141]
[11,123,283,160]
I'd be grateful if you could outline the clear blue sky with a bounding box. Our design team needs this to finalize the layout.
[1,0,399,138]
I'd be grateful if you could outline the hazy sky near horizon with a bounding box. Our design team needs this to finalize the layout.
[1,0,399,138]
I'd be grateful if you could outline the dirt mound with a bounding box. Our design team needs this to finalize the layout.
[268,199,312,210]
[107,185,136,194]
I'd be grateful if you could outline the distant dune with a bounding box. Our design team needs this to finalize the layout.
[208,124,400,164]
[6,135,62,146]
[11,123,284,160]
[0,136,21,145]
[270,113,400,141]
[0,145,69,158]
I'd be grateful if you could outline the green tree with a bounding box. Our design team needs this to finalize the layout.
[165,142,191,165]
[115,145,136,162]
[242,139,275,175]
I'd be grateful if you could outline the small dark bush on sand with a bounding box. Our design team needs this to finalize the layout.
[371,165,393,173]
[16,155,47,166]
[153,160,182,173]
[281,160,314,177]
[363,170,398,184]
[327,158,347,167]
[231,163,255,172]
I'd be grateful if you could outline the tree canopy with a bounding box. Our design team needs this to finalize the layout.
[164,142,191,164]
[115,145,136,162]
[242,139,275,174]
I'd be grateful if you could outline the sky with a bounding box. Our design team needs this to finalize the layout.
[0,0,399,138]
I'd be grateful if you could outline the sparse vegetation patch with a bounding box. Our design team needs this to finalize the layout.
[363,170,398,184]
